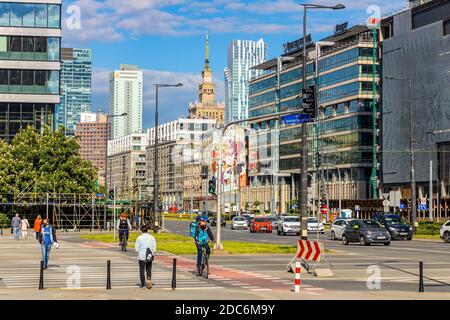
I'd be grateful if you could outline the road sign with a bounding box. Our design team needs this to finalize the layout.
[418,204,427,211]
[320,205,328,215]
[400,203,407,209]
[383,199,390,207]
[355,205,360,212]
[296,240,323,261]
[283,114,312,125]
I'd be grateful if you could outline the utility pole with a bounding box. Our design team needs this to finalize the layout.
[430,160,433,221]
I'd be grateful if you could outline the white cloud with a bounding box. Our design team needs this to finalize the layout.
[92,68,224,128]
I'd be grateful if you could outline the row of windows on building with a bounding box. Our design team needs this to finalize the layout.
[0,69,59,94]
[0,3,60,28]
[0,36,60,61]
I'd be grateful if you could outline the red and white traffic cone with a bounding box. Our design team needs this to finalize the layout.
[294,261,301,292]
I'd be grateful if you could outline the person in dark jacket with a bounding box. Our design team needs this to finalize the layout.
[38,219,58,270]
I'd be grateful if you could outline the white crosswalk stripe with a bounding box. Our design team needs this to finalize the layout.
[0,238,221,290]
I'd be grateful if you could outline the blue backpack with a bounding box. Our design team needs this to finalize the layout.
[190,222,198,238]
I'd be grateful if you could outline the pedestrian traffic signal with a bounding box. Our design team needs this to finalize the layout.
[208,179,216,195]
[315,152,322,168]
[302,85,316,118]
[108,189,114,200]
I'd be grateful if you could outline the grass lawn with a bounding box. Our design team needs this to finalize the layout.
[413,234,441,241]
[81,232,298,255]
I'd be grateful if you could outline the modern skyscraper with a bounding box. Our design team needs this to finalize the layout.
[109,64,143,139]
[0,1,62,142]
[56,48,92,136]
[224,39,267,123]
[188,34,225,124]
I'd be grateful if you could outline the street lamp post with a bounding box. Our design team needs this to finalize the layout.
[299,3,345,240]
[385,76,416,233]
[103,112,127,231]
[153,83,183,233]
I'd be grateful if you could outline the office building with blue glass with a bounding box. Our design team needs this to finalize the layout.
[0,1,61,142]
[56,47,92,136]
[248,25,380,212]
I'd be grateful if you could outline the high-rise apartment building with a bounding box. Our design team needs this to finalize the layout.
[75,112,108,185]
[56,48,92,136]
[109,64,143,139]
[188,34,225,124]
[224,39,267,123]
[0,1,62,142]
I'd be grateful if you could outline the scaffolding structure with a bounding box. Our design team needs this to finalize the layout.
[0,193,149,230]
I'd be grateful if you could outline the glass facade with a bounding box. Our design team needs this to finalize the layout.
[0,69,59,94]
[0,3,61,29]
[248,29,379,199]
[0,36,60,61]
[56,48,92,136]
[0,102,53,142]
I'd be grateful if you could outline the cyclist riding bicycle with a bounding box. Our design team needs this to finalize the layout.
[194,216,215,275]
[117,213,132,251]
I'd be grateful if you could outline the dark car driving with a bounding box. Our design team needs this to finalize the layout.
[372,213,413,240]
[342,219,391,246]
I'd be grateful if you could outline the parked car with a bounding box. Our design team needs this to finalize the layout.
[330,219,354,240]
[372,213,413,240]
[231,216,248,230]
[440,220,450,243]
[250,217,273,233]
[277,216,300,236]
[307,217,325,234]
[210,216,226,227]
[342,219,391,246]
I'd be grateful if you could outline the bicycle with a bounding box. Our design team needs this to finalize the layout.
[119,230,128,252]
[198,241,214,279]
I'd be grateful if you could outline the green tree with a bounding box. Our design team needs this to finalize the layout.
[3,126,98,195]
[0,140,17,200]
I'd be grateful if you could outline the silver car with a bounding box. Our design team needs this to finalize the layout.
[277,216,300,236]
[231,216,248,230]
[440,220,450,243]
[330,219,353,240]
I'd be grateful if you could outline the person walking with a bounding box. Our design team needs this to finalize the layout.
[38,219,58,270]
[21,217,30,239]
[135,225,156,289]
[34,215,42,241]
[11,213,21,240]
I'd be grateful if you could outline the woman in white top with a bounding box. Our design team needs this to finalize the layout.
[21,218,30,239]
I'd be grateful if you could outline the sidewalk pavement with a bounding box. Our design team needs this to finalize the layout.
[2,287,450,300]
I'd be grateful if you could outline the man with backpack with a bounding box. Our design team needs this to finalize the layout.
[194,216,215,275]
[135,225,156,289]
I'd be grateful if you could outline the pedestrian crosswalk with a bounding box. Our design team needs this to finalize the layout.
[0,237,222,290]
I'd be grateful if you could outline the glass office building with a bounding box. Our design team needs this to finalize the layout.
[56,48,92,136]
[224,39,267,123]
[248,25,380,203]
[0,1,62,142]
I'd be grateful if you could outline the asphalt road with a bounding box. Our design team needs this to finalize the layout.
[166,219,450,293]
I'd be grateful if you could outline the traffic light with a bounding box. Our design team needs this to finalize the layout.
[208,177,216,195]
[108,189,115,200]
[315,152,322,168]
[302,85,316,118]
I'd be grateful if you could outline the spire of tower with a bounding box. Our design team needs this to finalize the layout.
[205,33,210,70]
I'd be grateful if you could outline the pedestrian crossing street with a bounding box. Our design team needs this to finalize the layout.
[0,237,222,290]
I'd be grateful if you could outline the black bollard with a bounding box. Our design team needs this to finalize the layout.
[39,261,44,290]
[106,260,111,290]
[171,258,177,290]
[419,261,424,293]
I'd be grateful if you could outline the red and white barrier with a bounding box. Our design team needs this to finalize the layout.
[297,240,323,261]
[294,262,301,292]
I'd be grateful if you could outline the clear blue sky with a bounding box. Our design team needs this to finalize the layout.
[62,0,408,129]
